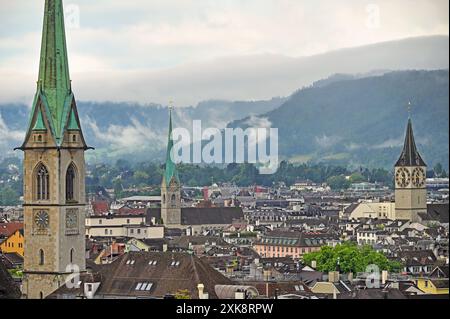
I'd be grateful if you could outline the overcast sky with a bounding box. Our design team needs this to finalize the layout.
[0,0,448,105]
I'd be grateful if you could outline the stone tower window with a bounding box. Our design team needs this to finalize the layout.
[66,163,76,202]
[171,194,176,207]
[39,249,45,265]
[36,164,50,200]
[70,248,74,264]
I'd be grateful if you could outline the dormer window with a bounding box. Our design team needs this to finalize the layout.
[72,134,77,143]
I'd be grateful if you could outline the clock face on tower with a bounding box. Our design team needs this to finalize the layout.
[34,210,49,229]
[65,209,79,235]
[395,167,411,188]
[412,167,426,188]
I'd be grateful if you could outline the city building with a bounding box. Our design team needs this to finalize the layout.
[0,229,24,257]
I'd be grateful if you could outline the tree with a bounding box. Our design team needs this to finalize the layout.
[0,186,20,206]
[175,289,191,299]
[349,173,366,183]
[303,242,402,273]
[326,175,351,190]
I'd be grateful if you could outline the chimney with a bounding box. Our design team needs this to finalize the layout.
[348,272,354,282]
[263,269,272,281]
[381,270,388,285]
[163,244,168,252]
[328,271,339,283]
[235,290,245,299]
[197,283,205,299]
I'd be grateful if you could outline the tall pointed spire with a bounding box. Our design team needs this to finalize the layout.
[164,107,180,185]
[35,0,73,142]
[395,118,426,167]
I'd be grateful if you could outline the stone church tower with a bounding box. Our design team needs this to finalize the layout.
[161,108,182,225]
[394,118,427,222]
[17,0,89,299]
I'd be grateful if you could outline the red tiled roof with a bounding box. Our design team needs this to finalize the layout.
[92,201,110,215]
[0,223,23,237]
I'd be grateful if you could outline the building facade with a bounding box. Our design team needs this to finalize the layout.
[18,0,88,299]
[0,229,24,257]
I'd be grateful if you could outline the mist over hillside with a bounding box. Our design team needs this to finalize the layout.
[230,69,449,169]
[1,36,448,106]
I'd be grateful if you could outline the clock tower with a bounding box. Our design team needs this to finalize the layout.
[161,108,182,226]
[17,0,89,299]
[394,118,427,222]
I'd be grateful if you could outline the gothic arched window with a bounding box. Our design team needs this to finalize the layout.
[171,194,176,207]
[66,164,76,202]
[70,248,74,264]
[39,249,45,265]
[36,164,50,200]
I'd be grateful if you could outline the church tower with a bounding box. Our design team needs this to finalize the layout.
[161,108,182,226]
[17,0,89,299]
[394,117,427,222]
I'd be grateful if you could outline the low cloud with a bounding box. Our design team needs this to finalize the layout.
[315,134,342,149]
[84,116,165,150]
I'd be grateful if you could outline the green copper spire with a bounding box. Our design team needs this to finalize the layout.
[37,0,72,142]
[164,108,180,185]
[67,109,80,130]
[32,108,47,131]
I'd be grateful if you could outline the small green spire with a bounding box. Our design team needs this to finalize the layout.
[32,108,47,131]
[67,109,80,130]
[164,107,180,185]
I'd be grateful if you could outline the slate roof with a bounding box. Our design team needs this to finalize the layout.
[397,250,437,266]
[395,119,426,167]
[95,252,232,299]
[257,230,336,247]
[338,289,407,299]
[146,207,243,226]
[418,204,449,224]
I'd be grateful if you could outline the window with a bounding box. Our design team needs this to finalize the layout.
[137,229,141,234]
[87,284,93,292]
[40,292,44,299]
[72,135,77,143]
[135,282,153,291]
[36,164,50,200]
[99,220,102,225]
[105,229,108,235]
[66,164,76,202]
[171,194,176,207]
[70,248,74,264]
[39,249,45,265]
[127,219,130,224]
